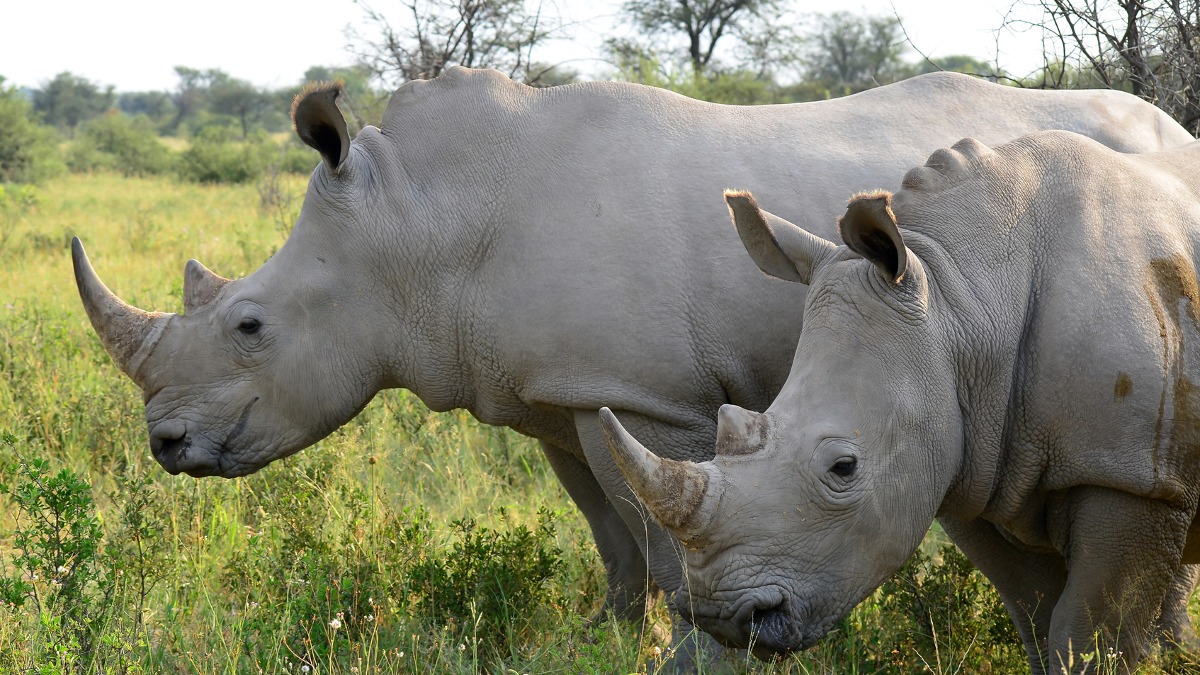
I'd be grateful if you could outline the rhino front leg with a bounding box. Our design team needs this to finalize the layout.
[1153,563,1200,653]
[939,514,1067,674]
[539,440,651,624]
[1046,486,1193,673]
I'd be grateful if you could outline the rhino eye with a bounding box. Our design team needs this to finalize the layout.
[238,318,262,335]
[831,458,857,477]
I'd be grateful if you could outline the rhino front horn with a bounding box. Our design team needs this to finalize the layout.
[598,407,722,542]
[72,238,174,387]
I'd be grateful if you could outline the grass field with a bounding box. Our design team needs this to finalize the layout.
[1,173,1198,674]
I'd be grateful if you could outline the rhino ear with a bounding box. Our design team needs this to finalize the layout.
[292,80,350,172]
[838,192,907,284]
[725,190,837,285]
[183,259,229,313]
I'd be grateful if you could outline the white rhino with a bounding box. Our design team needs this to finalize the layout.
[601,133,1200,671]
[72,67,1193,651]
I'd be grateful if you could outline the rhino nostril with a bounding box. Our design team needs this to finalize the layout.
[750,603,793,652]
[150,420,188,459]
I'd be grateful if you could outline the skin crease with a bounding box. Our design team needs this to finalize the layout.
[75,68,1197,665]
[606,133,1200,673]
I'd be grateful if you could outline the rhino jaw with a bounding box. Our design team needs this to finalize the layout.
[72,237,175,387]
[598,407,723,542]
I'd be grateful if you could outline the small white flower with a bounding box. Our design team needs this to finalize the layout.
[398,651,404,657]
[56,566,66,573]
[301,666,310,673]
[654,646,662,655]
[329,618,342,629]
[365,614,375,622]
[459,643,466,651]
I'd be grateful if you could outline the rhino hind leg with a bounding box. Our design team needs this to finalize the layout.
[939,514,1068,674]
[1152,563,1200,653]
[539,440,653,624]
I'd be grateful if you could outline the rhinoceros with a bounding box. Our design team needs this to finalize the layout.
[71,67,1193,650]
[601,132,1200,670]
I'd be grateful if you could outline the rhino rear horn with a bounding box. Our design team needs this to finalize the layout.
[725,190,837,285]
[598,407,722,542]
[715,404,767,456]
[183,259,229,313]
[292,80,350,172]
[72,238,174,387]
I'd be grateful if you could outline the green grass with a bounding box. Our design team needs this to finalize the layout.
[1,173,1199,674]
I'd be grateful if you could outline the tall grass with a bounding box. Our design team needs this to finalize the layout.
[0,173,1197,674]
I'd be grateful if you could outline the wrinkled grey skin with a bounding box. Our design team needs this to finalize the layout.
[603,132,1200,672]
[73,67,1194,657]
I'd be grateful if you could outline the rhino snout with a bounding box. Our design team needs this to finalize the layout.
[149,419,220,477]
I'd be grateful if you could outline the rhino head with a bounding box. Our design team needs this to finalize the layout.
[73,82,394,478]
[601,190,963,658]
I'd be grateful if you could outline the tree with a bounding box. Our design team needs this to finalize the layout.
[0,76,64,184]
[619,0,787,74]
[1015,0,1200,134]
[169,67,217,134]
[348,0,560,85]
[208,74,271,139]
[804,11,911,93]
[31,72,114,133]
[118,91,175,122]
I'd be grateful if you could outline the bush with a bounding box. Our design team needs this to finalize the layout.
[67,111,175,176]
[278,141,320,174]
[878,543,1027,673]
[0,77,64,184]
[410,507,565,647]
[178,126,275,183]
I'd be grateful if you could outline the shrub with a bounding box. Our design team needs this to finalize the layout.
[410,507,565,647]
[0,77,64,184]
[878,543,1027,674]
[67,112,174,176]
[178,126,275,183]
[278,141,320,174]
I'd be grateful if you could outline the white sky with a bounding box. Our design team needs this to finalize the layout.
[1,0,1049,92]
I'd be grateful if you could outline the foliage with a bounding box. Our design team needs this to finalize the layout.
[618,0,790,74]
[803,11,911,93]
[117,90,176,123]
[1017,0,1200,134]
[31,71,115,133]
[0,76,64,185]
[349,0,560,85]
[67,111,176,176]
[410,507,564,646]
[614,57,785,104]
[0,441,150,673]
[178,126,276,183]
[208,73,275,139]
[878,542,1027,673]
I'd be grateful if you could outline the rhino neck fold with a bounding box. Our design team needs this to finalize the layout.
[902,231,1033,522]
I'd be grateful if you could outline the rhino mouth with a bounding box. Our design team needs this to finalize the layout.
[148,398,260,478]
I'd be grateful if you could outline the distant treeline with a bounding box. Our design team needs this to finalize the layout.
[0,66,380,186]
[0,9,1001,188]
